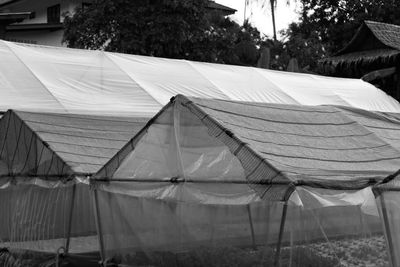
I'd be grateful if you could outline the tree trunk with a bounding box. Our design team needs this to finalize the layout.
[270,0,277,41]
[244,0,247,22]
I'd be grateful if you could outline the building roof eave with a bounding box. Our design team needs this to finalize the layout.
[0,0,20,8]
[206,1,236,15]
[6,22,63,31]
[0,11,31,23]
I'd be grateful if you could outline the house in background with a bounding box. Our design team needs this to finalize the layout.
[321,20,400,101]
[0,11,30,39]
[0,0,236,47]
[0,0,92,46]
[206,1,236,17]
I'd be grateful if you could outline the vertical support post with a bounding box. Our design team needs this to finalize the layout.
[265,203,271,245]
[65,183,77,254]
[173,101,185,249]
[173,100,185,179]
[378,192,396,267]
[289,224,294,267]
[274,199,289,267]
[92,184,106,267]
[247,204,256,250]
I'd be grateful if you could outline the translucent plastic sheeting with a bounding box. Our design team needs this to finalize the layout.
[291,186,379,216]
[278,195,389,267]
[1,40,400,115]
[112,107,246,183]
[95,191,283,266]
[376,192,400,266]
[97,182,261,206]
[97,108,261,205]
[98,100,268,205]
[0,183,97,255]
[92,97,392,266]
[94,185,389,267]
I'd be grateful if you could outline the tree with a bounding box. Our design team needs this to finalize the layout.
[245,0,293,41]
[283,0,400,71]
[279,22,326,72]
[63,0,264,66]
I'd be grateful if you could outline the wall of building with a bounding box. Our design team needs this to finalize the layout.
[0,0,89,46]
[0,0,86,23]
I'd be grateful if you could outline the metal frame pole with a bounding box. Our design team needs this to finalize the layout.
[273,186,294,267]
[247,204,256,250]
[92,185,106,267]
[65,183,77,254]
[274,199,289,267]
[378,192,396,267]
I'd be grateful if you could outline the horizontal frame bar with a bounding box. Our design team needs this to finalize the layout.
[91,177,292,185]
[90,177,379,190]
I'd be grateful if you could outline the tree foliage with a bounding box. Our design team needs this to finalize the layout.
[282,0,400,72]
[63,0,264,66]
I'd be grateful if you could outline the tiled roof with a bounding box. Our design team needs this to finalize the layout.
[364,20,400,51]
[336,20,400,56]
[207,1,236,14]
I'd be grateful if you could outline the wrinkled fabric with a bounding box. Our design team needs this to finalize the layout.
[1,40,399,116]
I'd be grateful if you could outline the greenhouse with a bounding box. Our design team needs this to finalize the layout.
[0,110,147,266]
[90,95,400,267]
[2,39,400,267]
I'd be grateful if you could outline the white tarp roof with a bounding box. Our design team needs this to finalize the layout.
[1,40,400,116]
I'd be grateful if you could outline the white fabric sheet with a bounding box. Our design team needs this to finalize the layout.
[1,40,399,116]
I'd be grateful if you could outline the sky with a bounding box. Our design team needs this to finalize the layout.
[215,0,300,39]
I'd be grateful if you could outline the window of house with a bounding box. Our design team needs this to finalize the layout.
[47,4,60,24]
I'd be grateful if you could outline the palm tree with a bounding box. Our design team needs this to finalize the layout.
[245,0,292,41]
[269,0,277,41]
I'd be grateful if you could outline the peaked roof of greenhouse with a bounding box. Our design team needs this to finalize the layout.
[0,110,148,178]
[96,95,400,200]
